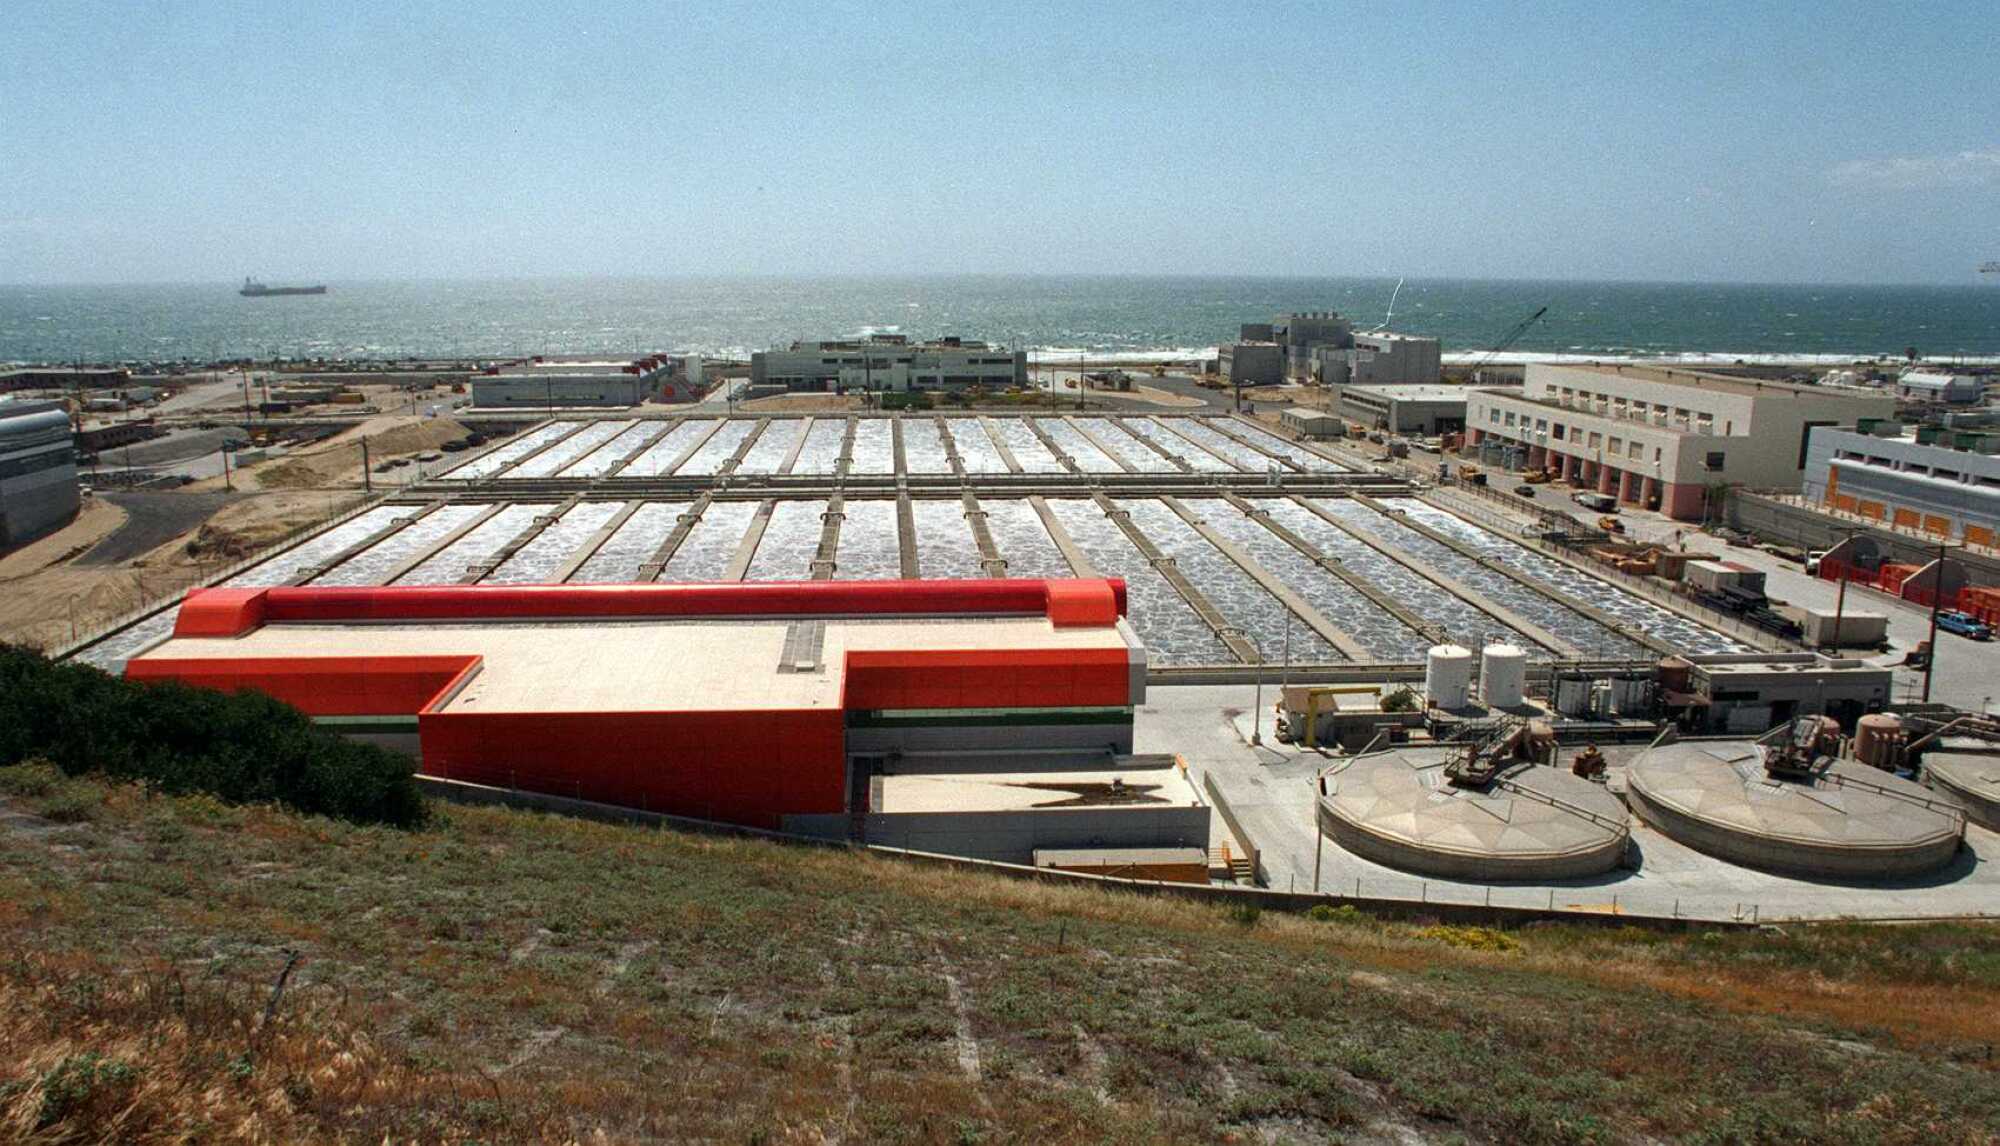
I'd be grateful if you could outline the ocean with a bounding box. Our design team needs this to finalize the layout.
[2,276,1996,365]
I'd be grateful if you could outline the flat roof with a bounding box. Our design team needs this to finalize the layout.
[138,615,1129,713]
[1535,362,1882,400]
[875,764,1200,814]
[1346,384,1475,401]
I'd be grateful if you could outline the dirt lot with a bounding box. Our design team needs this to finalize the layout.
[734,393,865,414]
[252,414,469,490]
[0,489,368,651]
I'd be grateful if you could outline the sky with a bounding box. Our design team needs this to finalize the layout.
[2,0,1996,286]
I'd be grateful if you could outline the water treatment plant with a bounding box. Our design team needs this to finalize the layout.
[65,410,2000,921]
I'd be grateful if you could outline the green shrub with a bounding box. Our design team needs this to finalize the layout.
[36,1052,139,1129]
[0,758,64,798]
[1379,686,1419,713]
[0,644,426,828]
[1307,903,1366,925]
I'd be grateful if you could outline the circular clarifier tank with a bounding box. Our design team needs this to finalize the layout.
[1925,752,2000,833]
[1626,742,1966,878]
[1316,750,1630,880]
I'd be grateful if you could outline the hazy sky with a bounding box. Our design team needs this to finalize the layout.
[4,1,1996,285]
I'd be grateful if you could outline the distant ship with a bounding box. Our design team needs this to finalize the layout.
[239,277,326,297]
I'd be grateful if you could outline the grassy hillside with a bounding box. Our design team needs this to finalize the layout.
[1,766,1997,1144]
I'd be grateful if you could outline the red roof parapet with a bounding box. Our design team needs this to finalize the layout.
[171,578,1126,638]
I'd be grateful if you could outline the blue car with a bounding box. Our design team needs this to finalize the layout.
[1937,611,1993,640]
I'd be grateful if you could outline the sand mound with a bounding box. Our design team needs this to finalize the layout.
[257,418,468,489]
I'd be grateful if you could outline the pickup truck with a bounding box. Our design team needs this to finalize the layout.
[1571,492,1617,512]
[1937,611,1994,641]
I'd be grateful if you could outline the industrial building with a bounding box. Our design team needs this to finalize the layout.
[1466,363,1895,519]
[1217,341,1284,387]
[0,366,131,393]
[1804,424,2000,548]
[1893,370,1985,405]
[1280,407,1343,440]
[1277,311,1355,375]
[0,400,81,547]
[1312,331,1442,387]
[750,335,1026,393]
[470,355,676,409]
[124,578,1147,837]
[1332,384,1473,435]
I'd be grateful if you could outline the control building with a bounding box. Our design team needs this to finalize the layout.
[1466,364,1894,519]
[0,400,81,547]
[1805,423,2000,548]
[470,356,676,409]
[751,336,1026,393]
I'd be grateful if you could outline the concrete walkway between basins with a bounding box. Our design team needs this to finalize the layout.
[1139,683,2000,923]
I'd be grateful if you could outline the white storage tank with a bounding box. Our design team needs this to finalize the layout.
[1608,676,1653,717]
[1425,644,1474,710]
[1479,643,1528,708]
[1552,675,1593,717]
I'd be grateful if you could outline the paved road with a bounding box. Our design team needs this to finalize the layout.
[81,491,240,565]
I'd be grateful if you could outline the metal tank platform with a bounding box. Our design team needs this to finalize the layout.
[1626,742,1965,878]
[1315,749,1630,880]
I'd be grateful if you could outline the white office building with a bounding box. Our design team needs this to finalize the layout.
[471,356,675,409]
[751,336,1026,393]
[1894,370,1986,405]
[1466,363,1894,520]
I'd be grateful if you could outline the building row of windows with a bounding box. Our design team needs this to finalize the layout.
[1831,449,2000,489]
[1482,402,1731,471]
[1544,386,1728,434]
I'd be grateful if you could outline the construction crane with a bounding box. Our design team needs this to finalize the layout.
[1466,305,1548,382]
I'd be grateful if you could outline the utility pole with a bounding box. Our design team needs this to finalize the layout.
[1829,527,1858,649]
[361,436,371,494]
[220,442,233,491]
[1250,641,1265,747]
[1922,539,1949,702]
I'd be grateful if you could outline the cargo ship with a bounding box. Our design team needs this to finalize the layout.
[239,277,326,297]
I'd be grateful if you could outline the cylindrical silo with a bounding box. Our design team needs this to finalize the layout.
[1853,714,1903,770]
[1424,644,1473,710]
[1479,643,1528,708]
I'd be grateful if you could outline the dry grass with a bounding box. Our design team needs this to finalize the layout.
[1,775,1997,1143]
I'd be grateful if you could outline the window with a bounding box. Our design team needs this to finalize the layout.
[1704,451,1726,471]
[1504,411,1517,427]
[1535,418,1548,432]
[1552,424,1566,440]
[1609,436,1623,452]
[1489,408,1501,424]
[1628,441,1643,458]
[1587,432,1602,449]
[1932,469,1961,482]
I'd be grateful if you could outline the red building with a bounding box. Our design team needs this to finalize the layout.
[125,579,1142,833]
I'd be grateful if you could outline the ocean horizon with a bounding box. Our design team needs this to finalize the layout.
[3,274,1997,365]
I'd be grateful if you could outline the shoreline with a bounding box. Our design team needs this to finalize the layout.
[10,349,2000,373]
